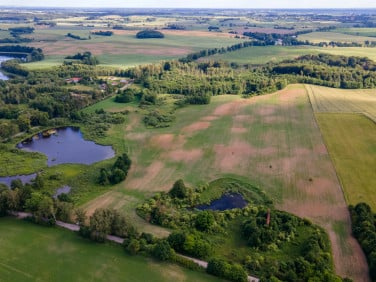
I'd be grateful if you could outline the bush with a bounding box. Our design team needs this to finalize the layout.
[152,240,175,261]
[169,179,188,199]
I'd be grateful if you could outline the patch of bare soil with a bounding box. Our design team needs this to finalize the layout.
[149,134,175,149]
[213,100,242,116]
[126,161,164,190]
[201,115,218,121]
[233,115,255,123]
[182,121,211,133]
[168,149,203,163]
[231,127,247,134]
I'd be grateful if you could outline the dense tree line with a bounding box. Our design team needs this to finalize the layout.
[0,45,43,62]
[91,30,113,36]
[349,203,376,281]
[66,33,89,40]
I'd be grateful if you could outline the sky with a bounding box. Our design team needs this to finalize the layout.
[1,0,376,9]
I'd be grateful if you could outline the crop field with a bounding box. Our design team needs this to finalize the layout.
[200,45,322,64]
[82,84,368,280]
[298,31,375,44]
[306,84,376,211]
[21,28,244,69]
[316,113,376,210]
[201,44,376,65]
[336,28,376,38]
[306,84,376,121]
[0,218,221,282]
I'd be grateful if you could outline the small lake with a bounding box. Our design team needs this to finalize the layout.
[0,173,36,187]
[196,193,248,211]
[17,127,115,166]
[54,185,71,198]
[0,56,13,80]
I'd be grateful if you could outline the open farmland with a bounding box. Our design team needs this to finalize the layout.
[201,44,376,65]
[0,218,221,282]
[298,31,375,44]
[316,113,376,209]
[21,28,244,69]
[336,27,376,38]
[306,84,376,121]
[82,84,368,281]
[306,84,376,211]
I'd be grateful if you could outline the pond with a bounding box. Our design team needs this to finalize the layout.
[17,127,115,166]
[0,56,13,80]
[0,173,36,187]
[53,185,71,198]
[196,193,248,211]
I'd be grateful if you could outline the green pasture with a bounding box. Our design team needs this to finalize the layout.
[316,113,376,210]
[0,218,221,282]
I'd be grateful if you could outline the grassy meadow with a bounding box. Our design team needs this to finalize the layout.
[81,84,366,280]
[316,113,376,210]
[0,218,222,282]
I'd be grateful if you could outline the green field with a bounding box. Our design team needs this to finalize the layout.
[298,31,375,44]
[200,44,376,65]
[0,218,221,282]
[307,84,376,210]
[336,28,376,38]
[316,113,376,210]
[306,84,376,121]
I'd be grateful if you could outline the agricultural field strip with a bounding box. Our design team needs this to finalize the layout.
[305,84,376,121]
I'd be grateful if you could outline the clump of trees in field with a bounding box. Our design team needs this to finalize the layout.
[350,203,376,281]
[98,153,131,185]
[136,30,164,39]
[65,51,99,65]
[66,33,89,40]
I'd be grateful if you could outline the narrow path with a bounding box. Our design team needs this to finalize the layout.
[10,211,259,281]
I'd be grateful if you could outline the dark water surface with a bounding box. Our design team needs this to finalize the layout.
[0,173,36,187]
[54,186,71,198]
[17,127,115,166]
[196,193,248,211]
[0,56,12,80]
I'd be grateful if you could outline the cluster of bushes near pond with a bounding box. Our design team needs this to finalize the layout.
[136,178,344,281]
[98,153,131,185]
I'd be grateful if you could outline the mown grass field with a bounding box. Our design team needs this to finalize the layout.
[82,84,367,280]
[316,113,376,210]
[0,218,221,282]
